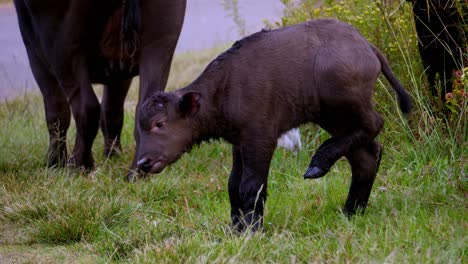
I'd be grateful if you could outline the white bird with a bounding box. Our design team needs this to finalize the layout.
[277,128,302,154]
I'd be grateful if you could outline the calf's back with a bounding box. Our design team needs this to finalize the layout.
[213,19,382,139]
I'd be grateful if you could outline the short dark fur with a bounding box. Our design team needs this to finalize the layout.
[407,0,466,102]
[14,0,186,170]
[137,19,411,232]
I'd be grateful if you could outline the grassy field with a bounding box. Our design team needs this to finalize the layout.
[1,1,467,263]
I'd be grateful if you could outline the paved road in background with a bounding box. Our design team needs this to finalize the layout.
[0,0,284,100]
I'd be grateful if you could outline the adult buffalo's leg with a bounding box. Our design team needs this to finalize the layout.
[128,0,186,181]
[418,47,439,98]
[15,0,70,168]
[426,68,438,98]
[228,145,244,232]
[343,140,382,216]
[304,109,383,179]
[67,84,100,169]
[441,53,456,102]
[238,137,275,232]
[16,0,102,170]
[58,57,101,170]
[26,50,71,168]
[100,79,132,157]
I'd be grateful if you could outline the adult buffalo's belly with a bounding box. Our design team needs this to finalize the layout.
[88,6,140,84]
[88,56,140,84]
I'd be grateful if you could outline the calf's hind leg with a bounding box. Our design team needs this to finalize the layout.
[343,140,382,216]
[304,109,383,179]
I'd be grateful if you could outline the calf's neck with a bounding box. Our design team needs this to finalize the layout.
[136,18,411,232]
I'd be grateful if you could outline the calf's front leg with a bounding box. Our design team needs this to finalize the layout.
[237,141,275,232]
[228,146,244,232]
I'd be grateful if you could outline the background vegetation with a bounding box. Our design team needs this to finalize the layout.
[0,0,466,262]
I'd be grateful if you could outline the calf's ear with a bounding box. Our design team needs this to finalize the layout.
[179,92,201,117]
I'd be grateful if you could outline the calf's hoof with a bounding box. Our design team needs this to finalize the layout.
[127,170,139,183]
[343,203,367,218]
[230,215,246,233]
[342,208,365,219]
[303,166,328,179]
[127,170,147,183]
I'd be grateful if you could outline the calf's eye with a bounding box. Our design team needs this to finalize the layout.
[151,121,166,132]
[150,121,167,133]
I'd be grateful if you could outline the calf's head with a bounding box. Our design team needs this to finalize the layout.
[137,91,201,174]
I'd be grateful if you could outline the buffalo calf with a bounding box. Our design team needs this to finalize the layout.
[136,19,411,232]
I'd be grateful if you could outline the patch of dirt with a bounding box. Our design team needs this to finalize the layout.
[0,222,31,246]
[0,251,57,264]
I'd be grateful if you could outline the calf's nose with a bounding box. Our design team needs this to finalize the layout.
[137,157,152,173]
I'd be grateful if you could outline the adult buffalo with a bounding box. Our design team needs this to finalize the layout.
[13,0,186,171]
[407,0,466,102]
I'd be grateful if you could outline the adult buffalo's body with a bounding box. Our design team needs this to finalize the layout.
[136,19,411,232]
[13,0,186,169]
[407,0,466,102]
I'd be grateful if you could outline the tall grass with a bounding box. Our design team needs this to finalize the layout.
[0,0,466,262]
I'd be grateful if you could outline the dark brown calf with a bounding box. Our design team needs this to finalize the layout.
[136,19,411,231]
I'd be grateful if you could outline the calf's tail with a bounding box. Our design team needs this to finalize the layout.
[371,45,412,113]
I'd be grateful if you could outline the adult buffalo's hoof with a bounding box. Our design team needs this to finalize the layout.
[67,153,94,171]
[303,166,328,179]
[47,151,68,168]
[67,159,94,172]
[104,148,121,159]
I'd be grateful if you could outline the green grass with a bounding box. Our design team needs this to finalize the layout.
[0,1,467,263]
